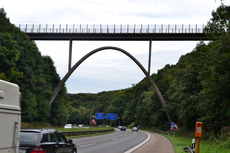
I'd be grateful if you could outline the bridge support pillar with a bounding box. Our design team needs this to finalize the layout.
[148,40,152,75]
[68,39,73,71]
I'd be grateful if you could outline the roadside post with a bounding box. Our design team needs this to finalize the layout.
[195,122,203,153]
[192,138,195,152]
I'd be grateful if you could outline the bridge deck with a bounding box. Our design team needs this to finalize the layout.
[26,33,207,41]
[17,24,208,41]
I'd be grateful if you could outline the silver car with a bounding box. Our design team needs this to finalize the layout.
[132,127,138,132]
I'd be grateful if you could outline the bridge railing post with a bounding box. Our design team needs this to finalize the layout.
[134,24,135,33]
[32,24,34,33]
[175,24,177,33]
[182,24,183,33]
[196,24,197,33]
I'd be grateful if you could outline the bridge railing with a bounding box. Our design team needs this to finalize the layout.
[16,24,205,34]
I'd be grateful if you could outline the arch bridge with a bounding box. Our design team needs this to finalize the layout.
[19,23,208,123]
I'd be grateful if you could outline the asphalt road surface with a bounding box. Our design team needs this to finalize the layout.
[72,129,149,153]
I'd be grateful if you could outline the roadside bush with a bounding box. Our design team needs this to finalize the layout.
[128,122,136,128]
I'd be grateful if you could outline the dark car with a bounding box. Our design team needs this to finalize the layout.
[120,126,126,131]
[19,129,77,153]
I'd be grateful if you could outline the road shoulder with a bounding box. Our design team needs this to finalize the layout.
[132,131,175,153]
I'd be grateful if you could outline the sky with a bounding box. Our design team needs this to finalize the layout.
[1,0,229,94]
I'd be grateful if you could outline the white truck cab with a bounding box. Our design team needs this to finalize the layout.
[0,80,21,153]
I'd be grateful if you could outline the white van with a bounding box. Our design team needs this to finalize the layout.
[0,80,21,153]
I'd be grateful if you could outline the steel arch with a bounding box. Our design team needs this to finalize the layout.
[49,46,171,122]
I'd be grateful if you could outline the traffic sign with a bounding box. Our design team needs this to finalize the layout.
[172,123,179,130]
[106,113,117,120]
[95,113,104,119]
[90,118,97,125]
[171,122,179,130]
[170,122,174,130]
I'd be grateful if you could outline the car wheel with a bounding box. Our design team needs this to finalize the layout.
[73,149,77,153]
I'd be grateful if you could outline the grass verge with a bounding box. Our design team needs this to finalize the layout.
[153,132,230,153]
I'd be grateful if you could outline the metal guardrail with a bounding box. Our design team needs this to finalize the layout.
[183,146,194,153]
[16,24,205,34]
[62,129,114,135]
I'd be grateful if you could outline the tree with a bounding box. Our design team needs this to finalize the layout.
[204,4,230,40]
[1,8,69,124]
[200,4,230,132]
[0,32,22,81]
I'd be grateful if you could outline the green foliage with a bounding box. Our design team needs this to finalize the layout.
[204,4,230,40]
[220,138,230,149]
[0,8,68,125]
[67,104,80,124]
[0,32,23,81]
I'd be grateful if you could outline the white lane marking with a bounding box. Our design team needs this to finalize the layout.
[124,132,151,153]
[80,143,96,148]
[112,137,119,140]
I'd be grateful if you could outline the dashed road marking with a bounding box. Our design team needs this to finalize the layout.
[80,143,96,148]
[112,137,119,140]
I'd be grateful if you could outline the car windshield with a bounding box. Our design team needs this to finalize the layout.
[42,132,59,142]
[20,132,39,143]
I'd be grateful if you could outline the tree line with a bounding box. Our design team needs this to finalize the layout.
[0,8,69,126]
[1,5,230,134]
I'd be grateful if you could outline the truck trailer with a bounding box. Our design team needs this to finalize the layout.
[0,80,21,153]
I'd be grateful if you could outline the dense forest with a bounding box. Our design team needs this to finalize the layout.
[0,8,69,126]
[0,4,230,134]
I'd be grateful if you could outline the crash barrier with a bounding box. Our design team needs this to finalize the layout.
[183,146,194,153]
[62,129,114,136]
[152,130,169,135]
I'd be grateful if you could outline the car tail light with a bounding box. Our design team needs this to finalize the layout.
[31,147,46,153]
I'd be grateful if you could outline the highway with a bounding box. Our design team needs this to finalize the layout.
[72,129,149,153]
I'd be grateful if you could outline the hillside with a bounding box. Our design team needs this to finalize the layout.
[0,8,69,126]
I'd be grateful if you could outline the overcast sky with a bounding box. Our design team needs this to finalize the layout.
[1,0,229,94]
